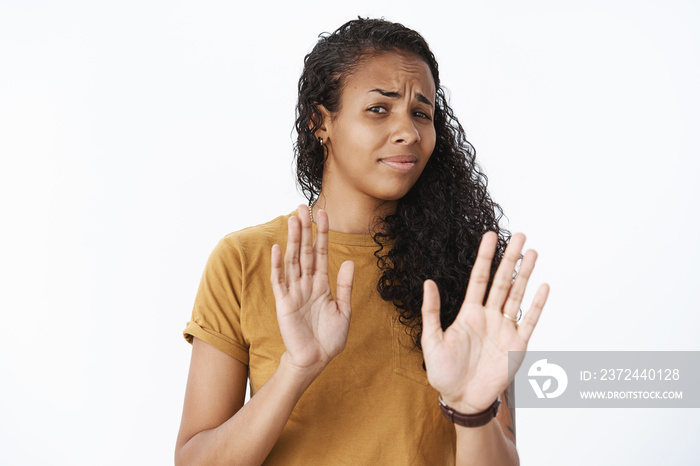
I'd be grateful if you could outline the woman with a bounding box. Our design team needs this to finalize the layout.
[176,18,549,465]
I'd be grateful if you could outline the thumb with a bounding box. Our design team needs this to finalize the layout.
[335,260,354,319]
[421,280,443,347]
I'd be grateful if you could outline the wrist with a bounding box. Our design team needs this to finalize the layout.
[278,352,325,388]
[439,395,501,428]
[438,395,487,415]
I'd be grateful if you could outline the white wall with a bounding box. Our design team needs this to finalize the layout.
[1,0,698,464]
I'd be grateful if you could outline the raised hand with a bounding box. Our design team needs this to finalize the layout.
[270,205,355,379]
[421,232,549,414]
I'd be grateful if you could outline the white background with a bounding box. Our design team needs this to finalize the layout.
[1,0,699,464]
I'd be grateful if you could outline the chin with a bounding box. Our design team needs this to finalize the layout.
[372,186,414,202]
[364,174,422,203]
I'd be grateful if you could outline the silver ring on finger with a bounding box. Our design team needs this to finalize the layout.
[503,312,519,323]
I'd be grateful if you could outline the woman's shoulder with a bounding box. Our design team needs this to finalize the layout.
[219,211,293,253]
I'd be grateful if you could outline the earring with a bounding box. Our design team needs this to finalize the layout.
[318,137,324,145]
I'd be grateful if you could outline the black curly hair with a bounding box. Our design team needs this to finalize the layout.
[294,17,510,350]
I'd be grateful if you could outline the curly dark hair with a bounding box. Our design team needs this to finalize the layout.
[294,17,510,350]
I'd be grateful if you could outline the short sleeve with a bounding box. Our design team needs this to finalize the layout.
[183,237,250,365]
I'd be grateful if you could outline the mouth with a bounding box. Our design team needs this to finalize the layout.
[379,155,418,172]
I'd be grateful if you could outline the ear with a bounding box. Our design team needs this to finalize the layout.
[308,104,332,142]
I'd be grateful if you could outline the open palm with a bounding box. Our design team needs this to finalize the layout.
[270,206,354,378]
[421,232,549,414]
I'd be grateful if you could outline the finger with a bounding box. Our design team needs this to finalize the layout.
[502,249,538,319]
[284,216,302,287]
[517,283,550,342]
[314,209,330,277]
[485,233,526,311]
[421,280,443,346]
[464,231,498,306]
[270,244,288,301]
[297,205,314,277]
[335,260,355,319]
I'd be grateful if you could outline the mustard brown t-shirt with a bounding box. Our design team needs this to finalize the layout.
[184,212,457,464]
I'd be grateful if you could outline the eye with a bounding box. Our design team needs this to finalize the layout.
[368,106,388,114]
[414,111,432,121]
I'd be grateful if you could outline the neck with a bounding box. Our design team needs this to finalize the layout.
[311,192,397,234]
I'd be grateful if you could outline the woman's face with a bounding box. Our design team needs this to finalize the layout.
[319,51,437,206]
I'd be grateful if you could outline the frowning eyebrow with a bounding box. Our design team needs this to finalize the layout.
[369,88,433,107]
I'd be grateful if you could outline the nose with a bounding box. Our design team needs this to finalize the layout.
[391,113,420,145]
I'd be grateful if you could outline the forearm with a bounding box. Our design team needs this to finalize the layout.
[176,353,316,466]
[455,418,519,466]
